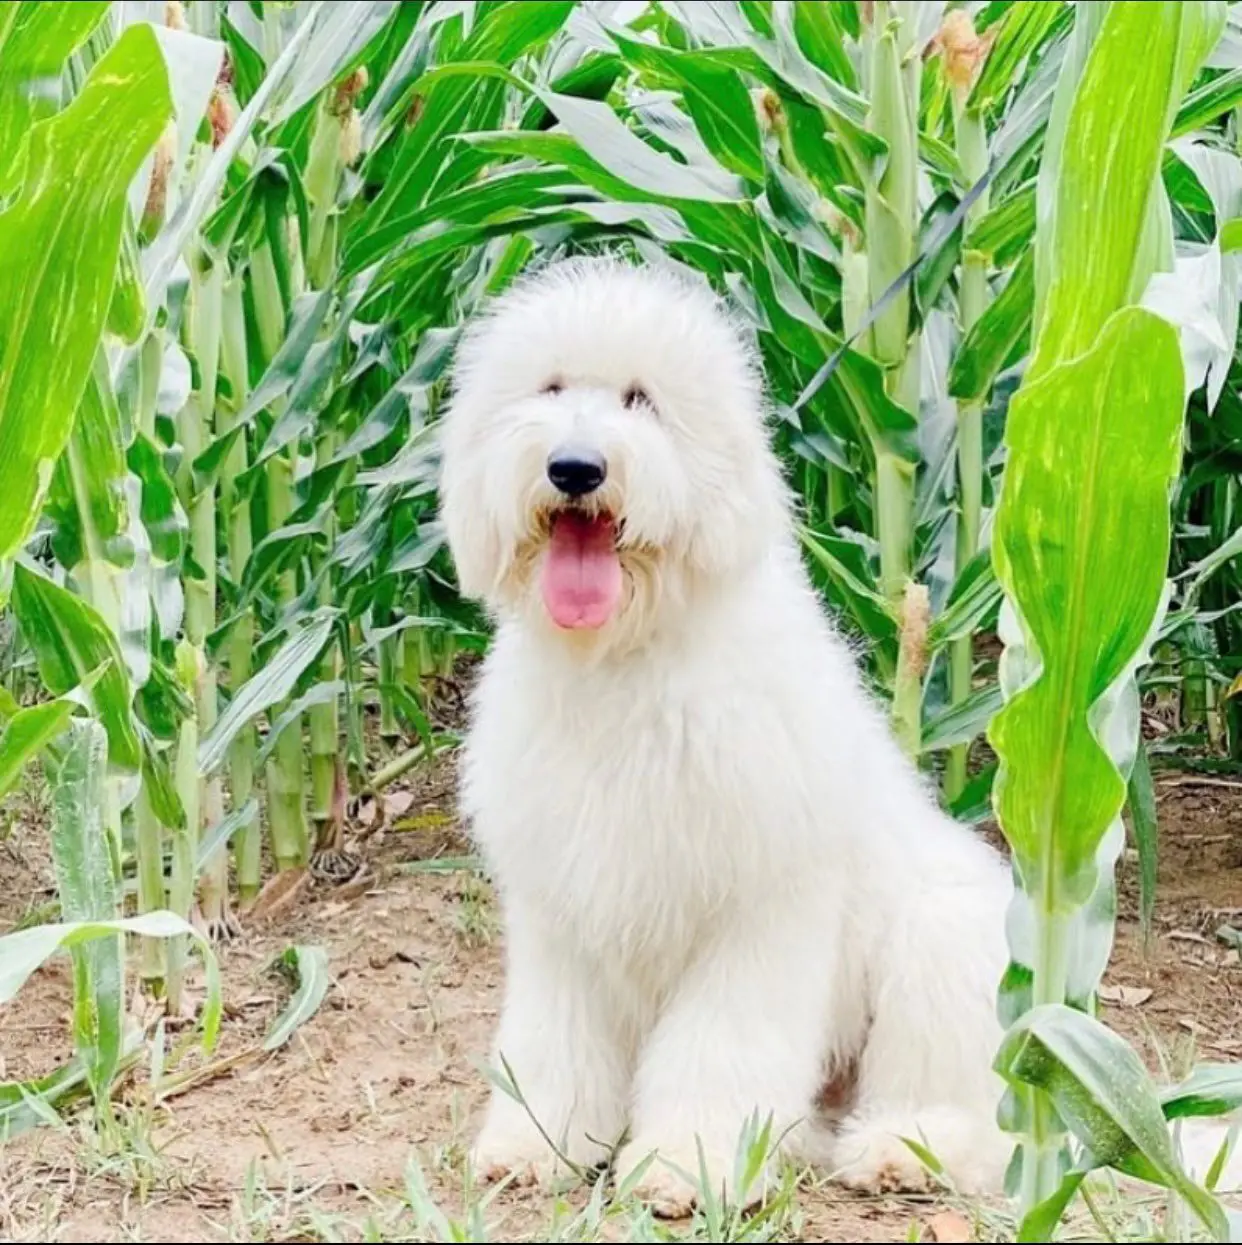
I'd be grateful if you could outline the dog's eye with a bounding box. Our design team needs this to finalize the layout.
[541,380,563,396]
[623,384,652,411]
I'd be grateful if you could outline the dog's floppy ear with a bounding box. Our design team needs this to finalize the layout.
[687,462,789,577]
[685,405,792,578]
[436,412,505,603]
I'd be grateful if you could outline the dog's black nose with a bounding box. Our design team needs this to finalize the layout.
[547,448,606,497]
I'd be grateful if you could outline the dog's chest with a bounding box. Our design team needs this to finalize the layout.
[464,658,789,962]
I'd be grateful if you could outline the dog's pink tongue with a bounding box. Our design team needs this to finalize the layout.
[541,512,621,630]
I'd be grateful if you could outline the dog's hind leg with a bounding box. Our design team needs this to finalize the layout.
[830,873,1012,1195]
[471,904,632,1188]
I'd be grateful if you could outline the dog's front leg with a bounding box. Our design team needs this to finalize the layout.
[472,904,630,1189]
[617,907,833,1218]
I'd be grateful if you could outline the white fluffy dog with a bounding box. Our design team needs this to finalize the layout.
[437,255,1014,1215]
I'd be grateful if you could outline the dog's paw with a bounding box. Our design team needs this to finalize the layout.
[830,1120,936,1194]
[471,1130,572,1190]
[616,1139,764,1219]
[831,1109,1006,1196]
[618,1149,700,1218]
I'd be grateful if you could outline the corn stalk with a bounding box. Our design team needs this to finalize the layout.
[302,76,361,825]
[988,3,1230,1233]
[218,270,261,902]
[944,11,992,801]
[861,0,923,756]
[251,229,310,873]
[178,246,231,935]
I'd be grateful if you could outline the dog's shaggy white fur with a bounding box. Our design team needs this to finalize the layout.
[437,256,1014,1215]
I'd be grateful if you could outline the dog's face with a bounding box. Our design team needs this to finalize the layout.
[437,257,788,651]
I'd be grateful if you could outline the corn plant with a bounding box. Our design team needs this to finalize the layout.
[985,2,1240,1236]
[0,0,587,1127]
[0,5,222,1128]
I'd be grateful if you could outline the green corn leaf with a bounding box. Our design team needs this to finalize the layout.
[132,1,327,334]
[243,270,378,485]
[49,720,123,1104]
[0,23,172,592]
[967,182,1036,268]
[949,763,998,826]
[1177,521,1242,597]
[948,247,1034,402]
[195,797,259,873]
[356,5,440,157]
[240,520,331,600]
[135,658,194,744]
[1172,66,1242,137]
[233,288,335,429]
[922,685,1004,754]
[0,1,112,189]
[668,57,765,184]
[991,307,1183,894]
[524,88,747,204]
[0,669,104,799]
[755,253,919,463]
[457,128,759,257]
[198,609,337,777]
[60,359,159,691]
[333,328,458,462]
[0,913,221,1051]
[1017,1170,1088,1244]
[798,527,897,652]
[1162,1065,1242,1120]
[387,525,448,577]
[10,565,143,774]
[376,680,437,755]
[128,431,189,567]
[607,31,764,182]
[254,682,345,772]
[266,1,401,127]
[969,1,1070,116]
[348,0,576,262]
[140,727,186,832]
[1031,3,1226,377]
[790,0,857,86]
[263,945,332,1052]
[64,360,134,570]
[996,1004,1228,1239]
[928,549,1003,647]
[0,1033,144,1140]
[343,165,574,278]
[659,0,881,172]
[373,198,694,300]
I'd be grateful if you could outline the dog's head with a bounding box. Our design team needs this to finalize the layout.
[437,256,789,651]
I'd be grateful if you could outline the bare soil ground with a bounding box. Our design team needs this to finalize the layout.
[3,748,1242,1242]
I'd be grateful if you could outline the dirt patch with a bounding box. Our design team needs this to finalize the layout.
[3,757,1242,1241]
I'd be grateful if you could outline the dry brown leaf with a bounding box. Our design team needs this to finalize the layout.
[384,790,414,817]
[1099,984,1153,1007]
[247,867,309,921]
[927,1209,973,1242]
